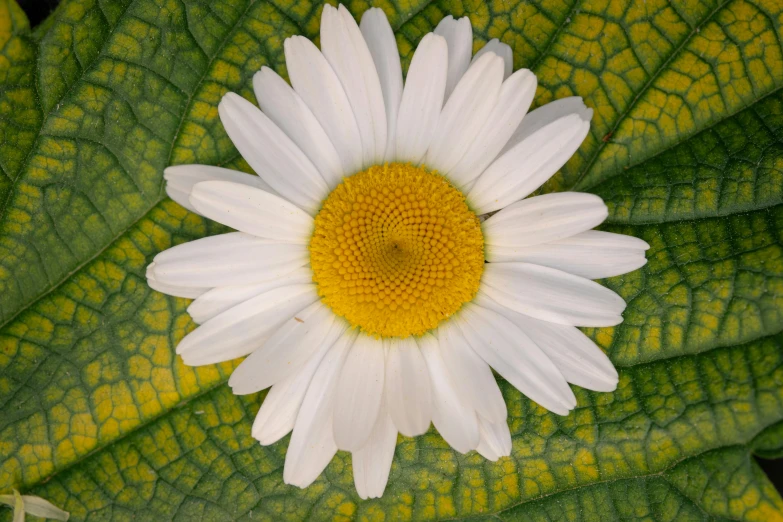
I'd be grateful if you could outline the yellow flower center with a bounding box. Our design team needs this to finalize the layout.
[309,163,485,338]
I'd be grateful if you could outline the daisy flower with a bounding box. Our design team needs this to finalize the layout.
[146,5,649,499]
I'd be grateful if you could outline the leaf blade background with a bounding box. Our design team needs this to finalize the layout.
[0,0,782,519]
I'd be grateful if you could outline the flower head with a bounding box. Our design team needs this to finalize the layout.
[147,4,649,499]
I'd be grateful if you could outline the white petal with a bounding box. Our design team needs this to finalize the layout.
[476,293,619,392]
[176,284,318,366]
[446,68,536,187]
[394,33,448,164]
[461,177,478,194]
[187,267,313,324]
[417,333,479,453]
[475,417,512,461]
[475,436,496,460]
[360,8,403,161]
[218,93,328,214]
[253,67,344,188]
[333,334,386,451]
[190,181,313,242]
[229,302,346,394]
[384,337,432,437]
[321,5,387,167]
[353,396,397,499]
[468,112,592,214]
[151,232,307,287]
[165,165,276,215]
[483,192,608,253]
[146,263,208,299]
[2,494,69,521]
[425,53,504,174]
[490,230,649,278]
[146,279,207,300]
[502,96,592,156]
[11,491,21,522]
[481,262,626,327]
[434,16,472,102]
[472,39,513,79]
[284,329,358,488]
[518,318,619,393]
[458,303,577,415]
[285,35,363,175]
[437,320,507,424]
[250,323,346,445]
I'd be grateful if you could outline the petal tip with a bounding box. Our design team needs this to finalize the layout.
[163,165,182,178]
[219,90,242,106]
[581,107,594,122]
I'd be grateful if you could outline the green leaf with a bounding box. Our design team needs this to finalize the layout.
[0,0,782,520]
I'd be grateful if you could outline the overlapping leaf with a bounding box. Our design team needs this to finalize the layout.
[0,0,782,519]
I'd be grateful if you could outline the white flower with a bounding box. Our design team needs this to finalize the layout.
[147,5,649,499]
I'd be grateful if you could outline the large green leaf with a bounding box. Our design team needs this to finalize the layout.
[0,0,782,519]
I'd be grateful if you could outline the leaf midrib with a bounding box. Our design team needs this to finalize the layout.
[589,83,783,205]
[1,0,762,333]
[525,0,579,72]
[0,0,460,332]
[0,1,131,220]
[568,0,735,192]
[19,325,783,503]
[447,446,753,522]
[5,0,783,506]
[0,0,292,331]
